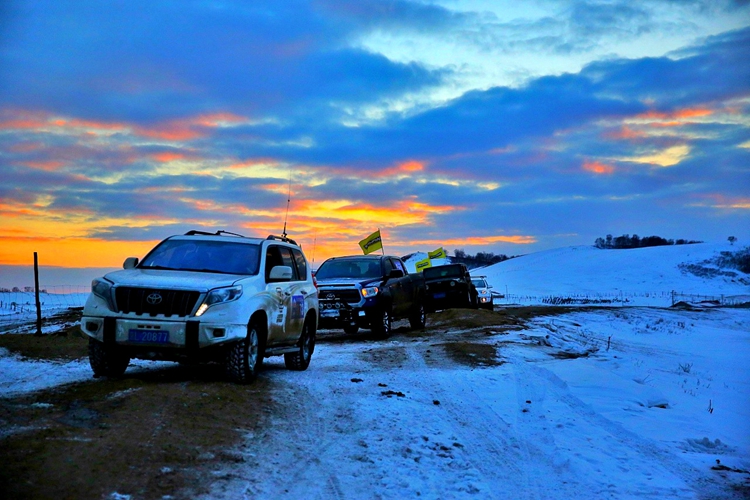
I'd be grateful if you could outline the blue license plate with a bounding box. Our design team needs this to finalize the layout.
[128,329,169,344]
[321,309,339,318]
[433,292,446,299]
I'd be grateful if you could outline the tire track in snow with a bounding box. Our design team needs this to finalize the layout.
[512,358,742,499]
[404,346,586,499]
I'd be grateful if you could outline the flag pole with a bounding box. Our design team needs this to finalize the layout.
[379,228,385,255]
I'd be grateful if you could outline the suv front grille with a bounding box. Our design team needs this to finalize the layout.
[114,287,201,317]
[319,288,361,303]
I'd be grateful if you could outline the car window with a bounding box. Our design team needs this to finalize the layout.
[265,246,284,281]
[140,239,261,275]
[392,259,406,273]
[278,247,299,280]
[291,248,308,280]
[383,258,394,275]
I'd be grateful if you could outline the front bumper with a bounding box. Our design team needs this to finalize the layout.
[81,315,246,350]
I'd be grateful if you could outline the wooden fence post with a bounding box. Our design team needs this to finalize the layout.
[34,252,42,336]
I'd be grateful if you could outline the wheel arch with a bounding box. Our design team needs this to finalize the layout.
[248,310,269,346]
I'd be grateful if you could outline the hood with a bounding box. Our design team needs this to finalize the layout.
[103,268,247,291]
[316,277,381,287]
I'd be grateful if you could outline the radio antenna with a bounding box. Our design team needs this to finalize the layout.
[281,167,292,238]
[311,233,317,264]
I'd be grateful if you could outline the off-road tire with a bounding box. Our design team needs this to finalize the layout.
[370,306,392,339]
[88,338,130,378]
[284,316,316,370]
[408,302,426,330]
[225,322,264,384]
[343,323,359,335]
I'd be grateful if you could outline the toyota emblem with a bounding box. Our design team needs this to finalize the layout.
[146,293,163,305]
[326,293,336,300]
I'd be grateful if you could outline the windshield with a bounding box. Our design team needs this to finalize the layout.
[139,239,261,275]
[423,266,463,279]
[471,278,487,288]
[315,259,382,279]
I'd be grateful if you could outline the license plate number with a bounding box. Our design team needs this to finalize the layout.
[128,329,169,344]
[433,292,446,299]
[321,309,339,318]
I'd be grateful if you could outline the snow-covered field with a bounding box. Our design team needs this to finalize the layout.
[0,289,88,332]
[1,242,748,498]
[198,305,749,499]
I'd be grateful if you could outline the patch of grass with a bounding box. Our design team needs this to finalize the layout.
[0,330,88,362]
[440,341,504,367]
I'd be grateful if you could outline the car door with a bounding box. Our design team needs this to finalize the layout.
[388,258,410,316]
[277,246,307,341]
[265,245,295,343]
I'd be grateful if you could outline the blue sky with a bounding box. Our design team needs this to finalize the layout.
[1,0,749,271]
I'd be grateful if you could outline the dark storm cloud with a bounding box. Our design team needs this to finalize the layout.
[0,0,447,123]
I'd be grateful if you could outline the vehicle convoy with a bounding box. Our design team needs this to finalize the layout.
[471,275,494,310]
[80,230,318,383]
[423,263,478,311]
[314,255,426,338]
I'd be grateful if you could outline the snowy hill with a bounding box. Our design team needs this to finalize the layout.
[410,242,749,307]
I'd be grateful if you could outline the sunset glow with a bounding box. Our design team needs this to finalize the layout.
[0,1,747,283]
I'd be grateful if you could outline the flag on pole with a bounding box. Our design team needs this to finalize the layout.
[428,247,447,260]
[359,230,383,255]
[415,257,432,272]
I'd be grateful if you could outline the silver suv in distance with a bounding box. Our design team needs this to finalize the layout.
[471,276,494,310]
[80,231,318,383]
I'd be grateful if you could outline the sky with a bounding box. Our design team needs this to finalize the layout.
[1,0,749,274]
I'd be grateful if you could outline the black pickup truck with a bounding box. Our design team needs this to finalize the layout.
[315,255,426,338]
[423,263,478,311]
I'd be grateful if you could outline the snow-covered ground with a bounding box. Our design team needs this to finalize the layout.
[479,242,749,306]
[0,290,88,332]
[200,306,749,499]
[1,242,748,498]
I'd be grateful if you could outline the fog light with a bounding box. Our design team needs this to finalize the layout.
[86,321,100,332]
[212,328,225,338]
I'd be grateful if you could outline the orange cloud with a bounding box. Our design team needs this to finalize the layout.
[605,126,647,140]
[18,160,66,172]
[410,235,537,246]
[636,107,713,120]
[582,160,615,174]
[376,160,426,178]
[151,152,187,163]
[694,194,750,210]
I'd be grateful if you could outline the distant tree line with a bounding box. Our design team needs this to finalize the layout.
[594,234,702,249]
[452,249,514,268]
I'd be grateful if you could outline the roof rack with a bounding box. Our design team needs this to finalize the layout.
[266,234,298,246]
[184,230,246,238]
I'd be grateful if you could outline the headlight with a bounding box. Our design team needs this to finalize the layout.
[92,278,114,309]
[361,286,379,298]
[196,285,243,317]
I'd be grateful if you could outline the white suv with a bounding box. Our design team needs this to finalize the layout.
[470,276,494,310]
[80,231,318,383]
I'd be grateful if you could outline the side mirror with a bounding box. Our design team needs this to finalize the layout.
[389,269,404,279]
[123,257,139,269]
[269,265,293,282]
[488,285,493,289]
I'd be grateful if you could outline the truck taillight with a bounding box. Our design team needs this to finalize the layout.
[313,276,318,290]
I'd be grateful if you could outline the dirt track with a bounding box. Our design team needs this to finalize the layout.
[0,307,548,500]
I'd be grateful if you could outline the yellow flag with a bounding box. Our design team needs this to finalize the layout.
[415,257,432,272]
[359,230,383,255]
[428,247,446,260]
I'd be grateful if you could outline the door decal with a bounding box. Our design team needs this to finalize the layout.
[291,295,304,320]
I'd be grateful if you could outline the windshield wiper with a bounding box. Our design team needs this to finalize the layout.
[140,265,177,270]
